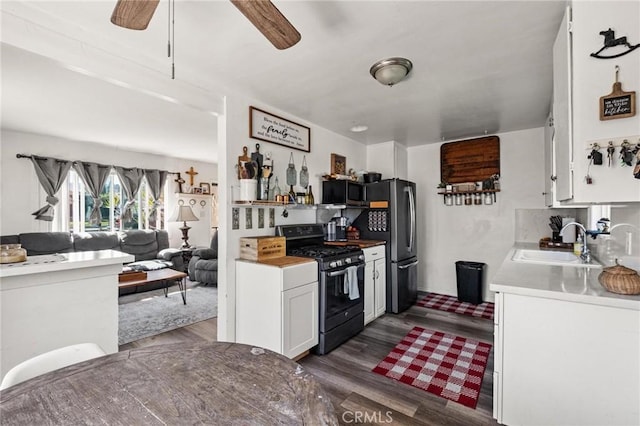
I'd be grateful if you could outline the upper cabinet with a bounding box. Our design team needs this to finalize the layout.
[551,7,574,204]
[552,1,640,204]
[366,141,408,180]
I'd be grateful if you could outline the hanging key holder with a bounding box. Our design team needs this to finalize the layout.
[286,152,297,186]
[299,155,309,189]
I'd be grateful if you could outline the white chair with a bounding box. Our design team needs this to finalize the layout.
[0,343,106,390]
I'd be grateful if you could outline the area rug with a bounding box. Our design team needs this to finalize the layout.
[417,292,494,320]
[372,327,492,409]
[118,283,217,345]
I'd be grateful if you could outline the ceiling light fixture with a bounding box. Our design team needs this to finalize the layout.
[369,57,413,86]
[350,125,369,133]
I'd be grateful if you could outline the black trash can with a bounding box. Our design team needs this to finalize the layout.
[455,261,485,305]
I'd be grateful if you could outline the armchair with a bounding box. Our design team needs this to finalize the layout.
[188,230,218,286]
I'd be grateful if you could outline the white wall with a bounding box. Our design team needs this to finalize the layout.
[217,94,367,341]
[0,129,217,248]
[570,1,640,203]
[408,128,546,302]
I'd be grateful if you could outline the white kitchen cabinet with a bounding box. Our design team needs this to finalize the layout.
[551,6,573,203]
[493,291,639,425]
[235,259,318,359]
[551,2,640,204]
[366,141,408,180]
[362,246,386,325]
[543,111,556,207]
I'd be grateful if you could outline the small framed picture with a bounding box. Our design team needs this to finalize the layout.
[331,153,346,175]
[192,187,203,194]
[200,182,211,194]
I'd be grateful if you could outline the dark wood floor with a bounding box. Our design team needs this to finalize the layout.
[119,295,497,425]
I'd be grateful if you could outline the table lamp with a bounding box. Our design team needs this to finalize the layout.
[169,202,199,248]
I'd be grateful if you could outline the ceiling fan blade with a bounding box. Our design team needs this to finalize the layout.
[111,0,160,30]
[230,0,301,50]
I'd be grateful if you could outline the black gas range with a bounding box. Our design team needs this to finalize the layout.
[276,224,365,354]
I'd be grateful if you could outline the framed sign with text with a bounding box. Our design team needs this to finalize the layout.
[599,67,636,121]
[249,106,311,152]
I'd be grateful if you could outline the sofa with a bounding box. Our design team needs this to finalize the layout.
[1,230,183,295]
[188,230,218,286]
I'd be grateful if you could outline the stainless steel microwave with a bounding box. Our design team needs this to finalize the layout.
[321,180,365,206]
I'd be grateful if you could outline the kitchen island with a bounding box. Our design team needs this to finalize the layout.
[0,249,134,379]
[490,243,640,426]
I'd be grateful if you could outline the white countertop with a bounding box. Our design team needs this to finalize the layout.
[0,250,134,278]
[490,243,640,310]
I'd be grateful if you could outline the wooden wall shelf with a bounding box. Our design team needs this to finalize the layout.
[437,189,501,195]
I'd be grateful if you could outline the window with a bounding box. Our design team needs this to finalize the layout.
[54,170,165,232]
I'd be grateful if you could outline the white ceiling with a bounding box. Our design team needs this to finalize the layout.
[1,1,567,162]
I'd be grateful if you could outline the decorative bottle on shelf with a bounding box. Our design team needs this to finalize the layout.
[273,177,281,200]
[306,185,315,205]
[288,185,296,204]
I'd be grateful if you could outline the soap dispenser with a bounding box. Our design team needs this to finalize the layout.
[574,235,583,256]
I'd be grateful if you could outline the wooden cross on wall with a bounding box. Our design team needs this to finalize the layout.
[185,167,198,186]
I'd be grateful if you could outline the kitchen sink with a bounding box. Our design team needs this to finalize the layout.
[511,248,601,267]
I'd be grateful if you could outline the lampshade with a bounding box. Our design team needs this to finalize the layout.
[369,57,413,86]
[169,205,199,223]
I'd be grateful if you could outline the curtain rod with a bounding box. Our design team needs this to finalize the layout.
[16,154,178,174]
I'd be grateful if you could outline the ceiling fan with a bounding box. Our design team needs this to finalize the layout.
[110,0,301,50]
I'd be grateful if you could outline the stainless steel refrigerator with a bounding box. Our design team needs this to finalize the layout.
[354,178,418,313]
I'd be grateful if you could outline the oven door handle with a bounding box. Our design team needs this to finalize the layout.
[327,264,363,277]
[398,260,419,270]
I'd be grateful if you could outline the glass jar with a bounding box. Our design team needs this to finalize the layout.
[455,194,462,205]
[464,193,472,205]
[474,193,482,205]
[484,192,493,205]
[444,194,453,206]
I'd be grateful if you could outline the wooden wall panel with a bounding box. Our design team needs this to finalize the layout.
[440,136,500,184]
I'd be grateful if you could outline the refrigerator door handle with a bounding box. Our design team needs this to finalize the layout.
[405,186,416,252]
[398,260,419,269]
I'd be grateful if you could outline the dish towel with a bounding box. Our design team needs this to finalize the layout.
[343,266,360,300]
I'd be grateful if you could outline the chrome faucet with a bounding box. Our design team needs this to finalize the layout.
[560,221,592,263]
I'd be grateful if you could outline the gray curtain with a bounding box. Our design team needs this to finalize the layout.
[115,167,144,224]
[29,156,72,221]
[74,161,112,227]
[144,169,168,223]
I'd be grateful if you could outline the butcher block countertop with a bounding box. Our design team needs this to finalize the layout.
[324,240,386,248]
[238,256,316,268]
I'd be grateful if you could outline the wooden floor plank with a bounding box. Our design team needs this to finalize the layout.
[120,293,498,425]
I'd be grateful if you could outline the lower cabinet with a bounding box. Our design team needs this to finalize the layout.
[493,291,640,425]
[363,246,386,325]
[236,260,318,359]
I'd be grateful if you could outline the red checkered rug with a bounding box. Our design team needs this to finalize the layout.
[417,292,494,320]
[372,327,492,409]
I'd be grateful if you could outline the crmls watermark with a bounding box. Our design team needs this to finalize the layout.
[341,410,393,424]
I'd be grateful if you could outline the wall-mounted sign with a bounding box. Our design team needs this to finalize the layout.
[600,67,636,121]
[249,106,311,152]
[590,28,640,59]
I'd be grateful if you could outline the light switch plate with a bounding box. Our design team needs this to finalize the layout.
[232,208,239,230]
[258,208,264,228]
[245,208,253,229]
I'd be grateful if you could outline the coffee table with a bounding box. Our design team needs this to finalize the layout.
[118,268,188,304]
